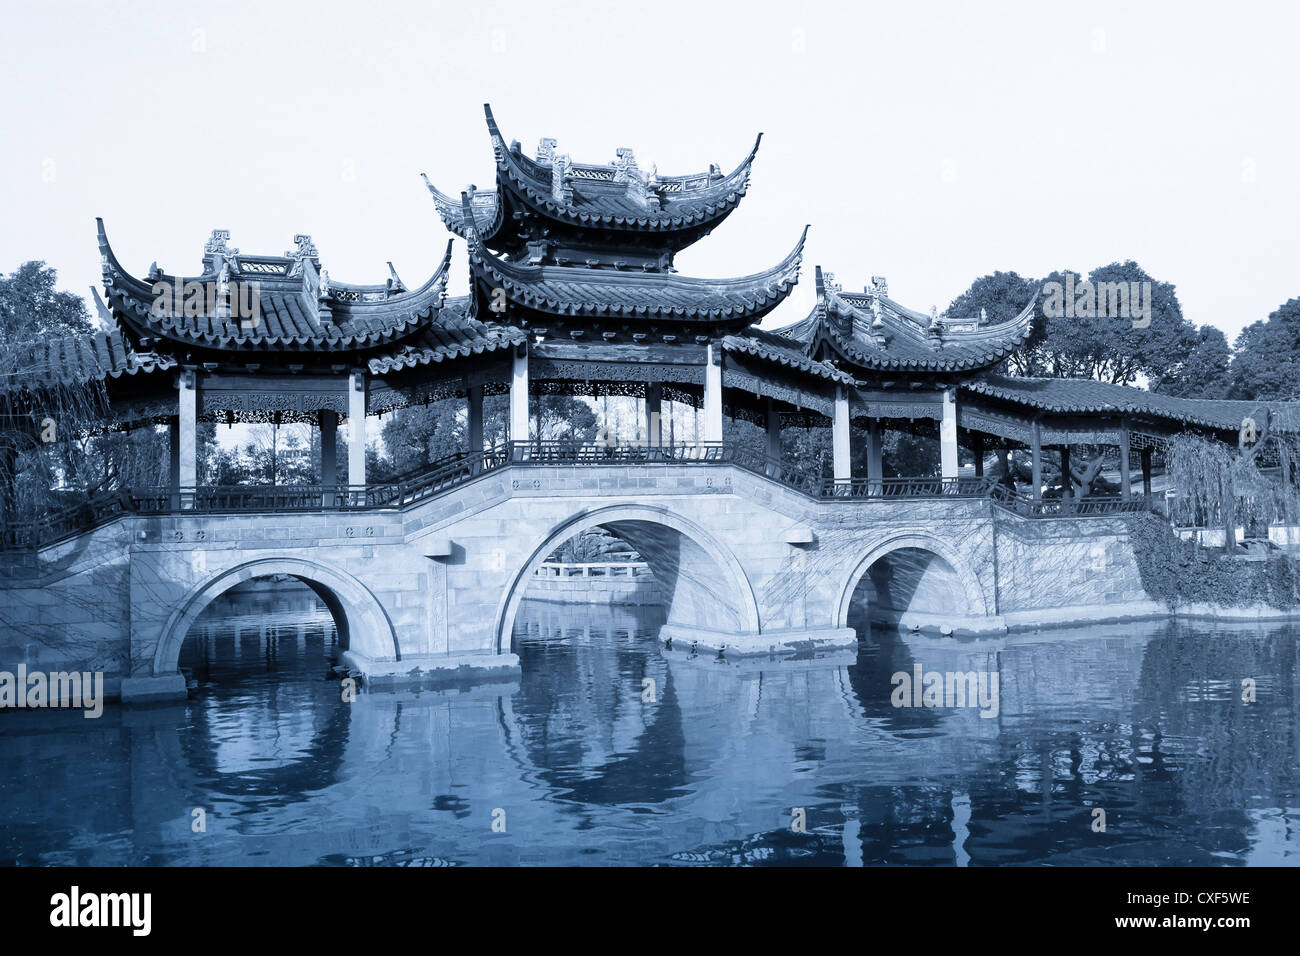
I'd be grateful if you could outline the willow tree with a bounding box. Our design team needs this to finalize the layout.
[1164,424,1300,551]
[0,339,110,525]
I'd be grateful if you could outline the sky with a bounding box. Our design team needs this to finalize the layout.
[1,0,1298,346]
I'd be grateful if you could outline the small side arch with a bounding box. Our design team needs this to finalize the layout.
[834,531,990,629]
[153,556,399,677]
[493,504,761,653]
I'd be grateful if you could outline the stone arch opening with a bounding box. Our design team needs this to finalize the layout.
[836,534,988,634]
[494,505,760,654]
[154,557,399,678]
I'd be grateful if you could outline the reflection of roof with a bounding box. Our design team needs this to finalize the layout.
[97,220,453,352]
[777,266,1035,373]
[465,200,806,326]
[0,329,177,396]
[426,104,760,240]
[724,327,855,385]
[963,375,1300,432]
[366,297,525,375]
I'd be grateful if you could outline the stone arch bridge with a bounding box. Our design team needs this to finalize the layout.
[0,444,1156,701]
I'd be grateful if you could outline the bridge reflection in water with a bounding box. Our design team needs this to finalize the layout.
[0,588,1296,866]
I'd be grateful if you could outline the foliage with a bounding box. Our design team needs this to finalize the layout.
[0,261,96,346]
[1126,513,1300,609]
[1164,431,1300,536]
[549,527,638,563]
[947,260,1222,395]
[1229,297,1300,401]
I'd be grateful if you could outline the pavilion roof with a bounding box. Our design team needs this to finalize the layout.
[723,327,856,385]
[0,328,177,397]
[365,297,526,375]
[425,104,759,241]
[464,197,806,327]
[962,375,1300,433]
[97,220,454,353]
[776,267,1036,374]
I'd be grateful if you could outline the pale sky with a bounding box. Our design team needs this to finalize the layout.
[2,0,1298,345]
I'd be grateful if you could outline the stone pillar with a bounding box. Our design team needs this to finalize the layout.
[1031,419,1043,501]
[972,433,984,477]
[467,383,484,454]
[645,382,662,448]
[703,344,723,444]
[867,418,884,489]
[1119,418,1131,501]
[833,386,851,485]
[348,370,366,491]
[178,370,197,503]
[940,388,959,479]
[1141,447,1153,499]
[510,344,530,444]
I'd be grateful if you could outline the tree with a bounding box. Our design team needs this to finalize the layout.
[1157,325,1232,398]
[0,263,105,522]
[0,261,96,346]
[1229,297,1300,401]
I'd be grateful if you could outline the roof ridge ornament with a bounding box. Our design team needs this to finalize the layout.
[614,147,637,183]
[285,234,319,261]
[204,229,238,258]
[386,262,406,296]
[537,137,558,165]
[552,153,573,203]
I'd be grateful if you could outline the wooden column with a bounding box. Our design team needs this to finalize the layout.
[972,433,984,477]
[1031,419,1043,501]
[833,386,851,485]
[1119,418,1131,500]
[467,383,484,453]
[765,397,781,460]
[319,410,338,507]
[168,416,181,497]
[178,370,197,505]
[510,344,529,443]
[348,370,366,490]
[645,382,663,448]
[1141,447,1153,499]
[867,418,884,488]
[319,410,338,485]
[940,388,959,479]
[703,344,723,443]
[1060,445,1071,499]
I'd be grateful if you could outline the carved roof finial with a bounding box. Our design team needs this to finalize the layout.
[204,229,238,258]
[285,234,318,261]
[537,137,558,165]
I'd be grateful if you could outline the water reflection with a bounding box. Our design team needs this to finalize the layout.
[0,587,1296,866]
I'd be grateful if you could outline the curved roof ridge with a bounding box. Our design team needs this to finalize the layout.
[479,103,758,231]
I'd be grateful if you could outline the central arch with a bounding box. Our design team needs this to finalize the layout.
[154,556,399,677]
[493,504,760,653]
[834,531,990,630]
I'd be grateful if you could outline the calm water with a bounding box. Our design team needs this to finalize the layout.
[2,587,1298,866]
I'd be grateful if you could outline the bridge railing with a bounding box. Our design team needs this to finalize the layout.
[817,476,1001,499]
[0,441,1161,551]
[992,493,1153,518]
